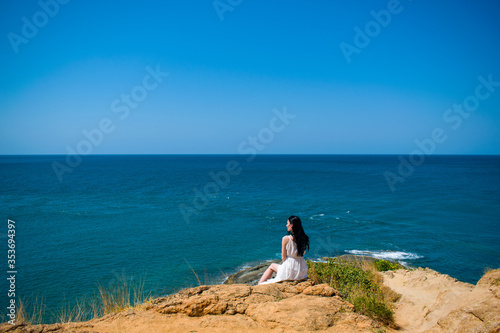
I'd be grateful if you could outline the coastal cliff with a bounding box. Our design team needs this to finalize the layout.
[1,264,499,332]
[382,267,500,333]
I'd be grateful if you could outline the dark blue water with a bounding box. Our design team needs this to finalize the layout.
[1,155,499,322]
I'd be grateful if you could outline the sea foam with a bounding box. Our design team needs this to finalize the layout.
[346,250,423,261]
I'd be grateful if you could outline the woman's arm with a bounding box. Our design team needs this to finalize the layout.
[281,236,289,262]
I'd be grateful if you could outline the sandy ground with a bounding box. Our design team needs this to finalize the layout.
[52,308,374,333]
[382,268,476,332]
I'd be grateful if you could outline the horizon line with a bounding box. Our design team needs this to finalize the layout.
[1,153,500,156]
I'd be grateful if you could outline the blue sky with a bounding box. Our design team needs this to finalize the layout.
[1,0,499,154]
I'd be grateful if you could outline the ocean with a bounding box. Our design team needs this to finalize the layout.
[1,154,499,322]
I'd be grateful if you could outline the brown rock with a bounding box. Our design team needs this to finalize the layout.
[429,310,486,333]
[4,265,500,333]
[384,267,500,333]
[0,278,375,332]
[302,283,338,297]
[182,294,219,316]
[143,280,376,331]
[245,294,343,330]
[250,283,296,299]
[203,300,228,315]
[243,293,276,305]
[476,268,500,289]
[334,312,379,330]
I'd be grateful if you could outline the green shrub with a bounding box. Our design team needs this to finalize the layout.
[373,259,403,272]
[351,294,394,326]
[307,258,396,327]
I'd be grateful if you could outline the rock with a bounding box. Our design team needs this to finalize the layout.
[383,267,500,333]
[245,294,342,330]
[0,322,97,333]
[223,260,280,285]
[331,254,378,263]
[4,263,500,333]
[477,268,500,290]
[302,283,338,297]
[148,280,373,331]
[422,268,500,333]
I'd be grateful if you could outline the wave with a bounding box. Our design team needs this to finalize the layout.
[345,250,423,261]
[309,213,326,220]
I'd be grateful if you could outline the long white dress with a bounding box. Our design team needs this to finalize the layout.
[261,235,308,284]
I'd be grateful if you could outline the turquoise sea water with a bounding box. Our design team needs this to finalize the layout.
[1,154,499,322]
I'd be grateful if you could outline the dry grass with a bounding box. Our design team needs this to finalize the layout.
[483,268,500,286]
[3,273,153,326]
[53,296,90,323]
[308,261,321,284]
[15,297,45,325]
[97,274,152,316]
[484,267,493,274]
[184,259,229,287]
[185,259,202,286]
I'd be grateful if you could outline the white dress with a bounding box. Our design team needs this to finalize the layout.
[261,235,308,284]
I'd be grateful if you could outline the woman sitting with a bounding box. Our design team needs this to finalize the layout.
[259,215,309,284]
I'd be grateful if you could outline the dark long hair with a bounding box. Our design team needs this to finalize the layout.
[288,215,309,257]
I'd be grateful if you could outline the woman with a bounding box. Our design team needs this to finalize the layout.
[259,215,309,285]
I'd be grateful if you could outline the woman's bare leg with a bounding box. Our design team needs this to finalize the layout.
[259,263,280,284]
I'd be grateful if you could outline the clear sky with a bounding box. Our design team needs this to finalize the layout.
[1,0,499,154]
